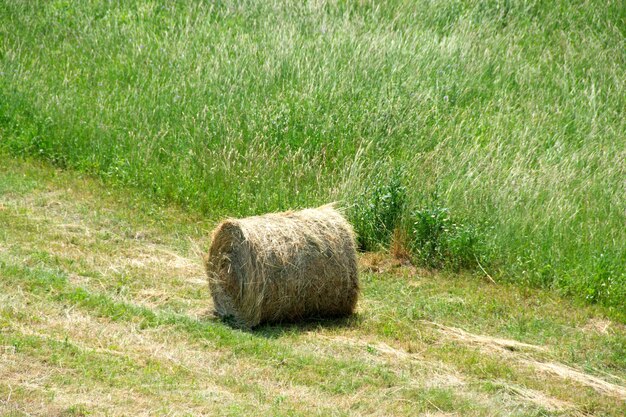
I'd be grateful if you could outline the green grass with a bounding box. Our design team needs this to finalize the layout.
[1,156,626,416]
[1,1,624,308]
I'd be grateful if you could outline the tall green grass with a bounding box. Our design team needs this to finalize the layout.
[1,0,624,309]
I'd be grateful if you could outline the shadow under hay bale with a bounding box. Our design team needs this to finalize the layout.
[205,204,359,328]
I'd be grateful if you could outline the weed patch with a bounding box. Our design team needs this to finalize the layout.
[408,204,491,272]
[350,168,407,251]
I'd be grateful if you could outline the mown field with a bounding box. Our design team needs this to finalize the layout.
[1,0,624,311]
[1,156,626,416]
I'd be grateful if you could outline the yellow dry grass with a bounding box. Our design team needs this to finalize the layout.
[205,205,359,327]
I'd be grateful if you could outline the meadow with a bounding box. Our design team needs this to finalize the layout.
[1,1,625,309]
[1,156,625,415]
[1,2,626,412]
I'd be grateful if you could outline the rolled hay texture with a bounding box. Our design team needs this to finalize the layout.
[205,205,359,328]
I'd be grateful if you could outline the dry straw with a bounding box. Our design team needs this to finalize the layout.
[205,204,359,328]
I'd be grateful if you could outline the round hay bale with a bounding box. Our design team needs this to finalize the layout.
[205,204,359,328]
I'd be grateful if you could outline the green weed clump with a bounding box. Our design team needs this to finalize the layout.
[350,173,491,274]
[559,252,626,310]
[350,169,406,251]
[409,205,489,272]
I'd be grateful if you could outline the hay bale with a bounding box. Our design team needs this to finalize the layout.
[205,204,359,328]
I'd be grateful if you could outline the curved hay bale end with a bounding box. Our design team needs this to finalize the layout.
[205,204,359,328]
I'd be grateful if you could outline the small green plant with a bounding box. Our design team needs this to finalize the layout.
[410,205,487,271]
[61,404,91,417]
[350,169,407,251]
[559,251,626,308]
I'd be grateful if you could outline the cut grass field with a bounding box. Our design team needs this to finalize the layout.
[2,156,626,416]
[1,0,625,310]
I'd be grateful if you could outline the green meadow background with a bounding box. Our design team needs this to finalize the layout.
[1,0,624,311]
